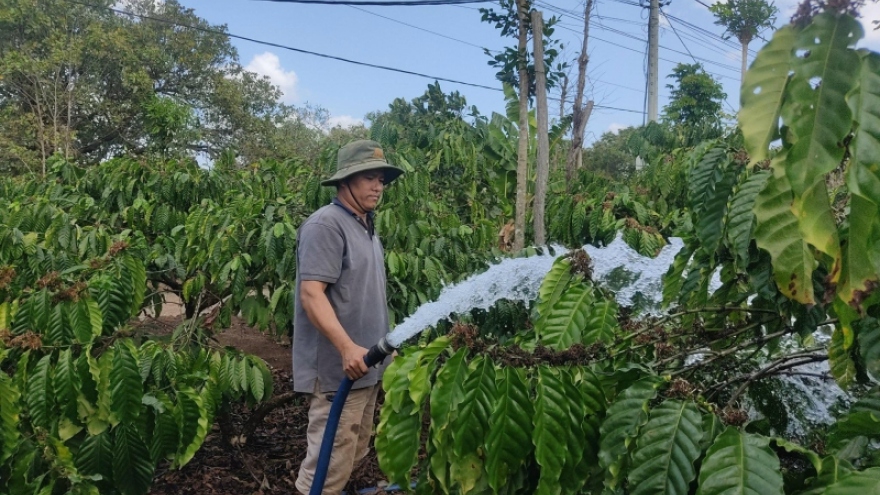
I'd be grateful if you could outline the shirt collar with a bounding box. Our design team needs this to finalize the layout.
[332,198,375,236]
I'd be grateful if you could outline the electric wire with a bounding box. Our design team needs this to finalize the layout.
[256,0,499,6]
[68,0,648,115]
[661,8,739,113]
[347,5,498,52]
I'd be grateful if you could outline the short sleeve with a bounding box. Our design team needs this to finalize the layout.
[298,222,344,283]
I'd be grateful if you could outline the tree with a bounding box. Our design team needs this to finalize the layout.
[581,126,640,179]
[662,63,727,147]
[0,0,291,172]
[709,0,778,81]
[480,0,567,250]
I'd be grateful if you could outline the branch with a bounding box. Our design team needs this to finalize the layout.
[724,351,828,406]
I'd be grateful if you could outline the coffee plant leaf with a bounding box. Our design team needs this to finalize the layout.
[538,283,592,350]
[112,423,154,495]
[376,381,422,489]
[599,377,661,489]
[174,386,210,468]
[798,455,854,495]
[824,468,880,494]
[727,170,769,268]
[111,341,142,425]
[584,298,619,346]
[76,430,112,482]
[486,367,533,493]
[740,26,795,162]
[628,400,702,495]
[696,428,783,495]
[26,353,53,431]
[407,336,450,407]
[829,326,858,388]
[537,257,575,320]
[451,356,496,459]
[0,372,21,465]
[533,366,571,494]
[753,162,816,305]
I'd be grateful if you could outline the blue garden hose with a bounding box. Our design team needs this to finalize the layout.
[309,336,396,495]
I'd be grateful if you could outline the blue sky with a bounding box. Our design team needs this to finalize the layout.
[176,0,880,144]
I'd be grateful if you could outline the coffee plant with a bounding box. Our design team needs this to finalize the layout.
[375,9,880,495]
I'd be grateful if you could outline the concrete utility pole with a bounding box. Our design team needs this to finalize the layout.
[647,0,660,122]
[532,10,549,246]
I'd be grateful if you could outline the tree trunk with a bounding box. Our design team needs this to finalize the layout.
[559,74,568,122]
[566,0,594,185]
[532,10,549,246]
[739,36,750,84]
[513,0,530,252]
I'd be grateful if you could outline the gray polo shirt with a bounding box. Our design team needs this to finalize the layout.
[292,200,390,393]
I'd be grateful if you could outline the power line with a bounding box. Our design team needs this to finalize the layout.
[256,0,498,5]
[661,8,739,113]
[347,5,498,52]
[69,0,649,115]
[538,1,741,73]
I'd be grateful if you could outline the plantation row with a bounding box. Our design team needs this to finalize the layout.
[0,8,878,495]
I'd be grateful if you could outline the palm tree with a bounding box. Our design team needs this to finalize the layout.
[709,0,778,82]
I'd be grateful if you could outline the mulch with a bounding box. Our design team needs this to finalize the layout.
[141,318,396,495]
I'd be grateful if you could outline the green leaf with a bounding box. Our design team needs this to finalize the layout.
[785,13,861,197]
[376,378,422,489]
[584,298,619,346]
[248,360,265,402]
[599,377,660,488]
[840,195,880,308]
[824,468,880,493]
[829,326,857,388]
[111,341,142,424]
[0,372,22,465]
[485,367,533,493]
[559,367,604,494]
[55,348,81,421]
[533,366,570,495]
[688,146,727,213]
[537,258,575,319]
[696,428,783,495]
[628,400,703,495]
[175,387,210,467]
[407,336,449,407]
[727,170,770,267]
[428,348,468,493]
[848,51,880,208]
[451,356,496,459]
[857,317,880,381]
[77,431,113,481]
[538,283,592,349]
[753,163,816,305]
[799,455,853,495]
[113,423,154,495]
[740,26,795,161]
[26,353,53,430]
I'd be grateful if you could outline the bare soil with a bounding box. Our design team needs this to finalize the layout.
[142,316,392,495]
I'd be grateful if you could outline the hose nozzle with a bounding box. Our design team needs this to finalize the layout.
[364,335,396,368]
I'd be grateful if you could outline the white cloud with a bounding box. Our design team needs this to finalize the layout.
[245,52,299,103]
[607,123,627,135]
[860,2,880,49]
[328,115,364,129]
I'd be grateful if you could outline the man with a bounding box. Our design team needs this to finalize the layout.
[293,140,404,495]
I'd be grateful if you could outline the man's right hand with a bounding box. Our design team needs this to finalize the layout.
[341,343,370,380]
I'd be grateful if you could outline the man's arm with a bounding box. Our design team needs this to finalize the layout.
[299,279,369,380]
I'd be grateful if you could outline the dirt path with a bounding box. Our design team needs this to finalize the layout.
[140,317,392,495]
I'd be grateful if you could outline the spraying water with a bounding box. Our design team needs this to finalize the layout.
[386,235,684,348]
[383,234,846,433]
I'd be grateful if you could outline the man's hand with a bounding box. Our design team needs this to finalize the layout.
[341,343,370,380]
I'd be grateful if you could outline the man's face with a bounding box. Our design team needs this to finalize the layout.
[344,170,385,213]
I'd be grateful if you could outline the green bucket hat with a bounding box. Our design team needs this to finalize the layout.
[321,140,405,187]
